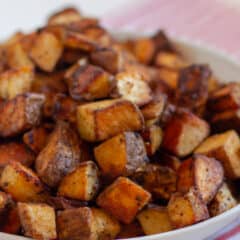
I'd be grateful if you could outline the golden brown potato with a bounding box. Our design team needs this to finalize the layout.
[0,93,45,137]
[168,187,209,228]
[0,66,33,99]
[117,221,144,238]
[162,109,210,157]
[195,130,240,179]
[30,31,63,72]
[97,177,151,224]
[58,161,99,201]
[157,68,179,89]
[177,154,224,203]
[94,132,147,179]
[0,161,48,202]
[36,121,81,187]
[137,205,173,235]
[77,99,144,142]
[67,64,113,100]
[18,202,57,240]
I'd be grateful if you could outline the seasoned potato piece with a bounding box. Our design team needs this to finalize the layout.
[67,64,113,100]
[30,31,63,72]
[195,130,240,179]
[0,161,48,202]
[18,202,57,240]
[97,177,151,224]
[58,161,99,201]
[137,205,173,235]
[168,188,209,228]
[157,68,179,89]
[208,183,237,216]
[117,221,144,238]
[208,83,240,112]
[77,99,144,142]
[155,151,181,171]
[0,142,35,170]
[64,18,99,33]
[0,67,33,99]
[0,93,45,137]
[36,121,80,187]
[113,70,152,106]
[177,155,224,203]
[0,191,14,228]
[141,125,163,156]
[162,110,210,157]
[94,132,147,179]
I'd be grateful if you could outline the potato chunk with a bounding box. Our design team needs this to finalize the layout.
[137,205,173,235]
[177,155,224,203]
[67,64,113,100]
[162,110,210,157]
[30,31,63,72]
[77,99,144,142]
[0,161,48,202]
[58,161,99,201]
[0,93,45,137]
[18,203,57,240]
[168,188,209,228]
[195,130,240,179]
[117,221,143,238]
[0,67,33,99]
[209,183,237,217]
[94,132,147,179]
[36,121,80,187]
[97,177,151,224]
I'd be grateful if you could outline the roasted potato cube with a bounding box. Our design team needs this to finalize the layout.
[208,183,237,216]
[18,202,57,240]
[168,188,209,228]
[0,67,33,99]
[97,177,151,224]
[77,99,144,142]
[64,18,99,33]
[137,205,173,235]
[117,221,144,238]
[141,125,163,156]
[0,161,48,202]
[195,130,240,179]
[0,191,14,227]
[36,121,80,187]
[0,142,35,170]
[207,83,240,112]
[157,68,179,89]
[177,154,224,203]
[155,151,181,171]
[94,132,147,179]
[113,70,152,106]
[162,110,210,157]
[0,93,45,137]
[67,64,113,100]
[30,31,63,72]
[58,161,99,201]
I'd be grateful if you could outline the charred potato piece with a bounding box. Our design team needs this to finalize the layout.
[77,99,144,142]
[94,132,147,179]
[168,188,209,228]
[97,177,151,224]
[0,93,45,137]
[58,161,100,201]
[162,110,210,157]
[195,130,240,179]
[30,31,63,72]
[36,121,81,187]
[18,203,57,240]
[177,155,224,203]
[67,64,113,100]
[208,183,237,216]
[117,221,144,238]
[137,205,173,235]
[0,161,48,202]
[0,67,33,99]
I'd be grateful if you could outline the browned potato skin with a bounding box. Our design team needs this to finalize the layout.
[168,187,209,228]
[117,221,144,238]
[36,121,81,187]
[0,93,45,137]
[177,155,224,204]
[94,132,147,179]
[97,177,151,224]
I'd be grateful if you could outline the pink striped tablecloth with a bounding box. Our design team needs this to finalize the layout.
[102,0,240,239]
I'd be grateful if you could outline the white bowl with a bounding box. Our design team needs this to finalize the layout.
[1,35,240,240]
